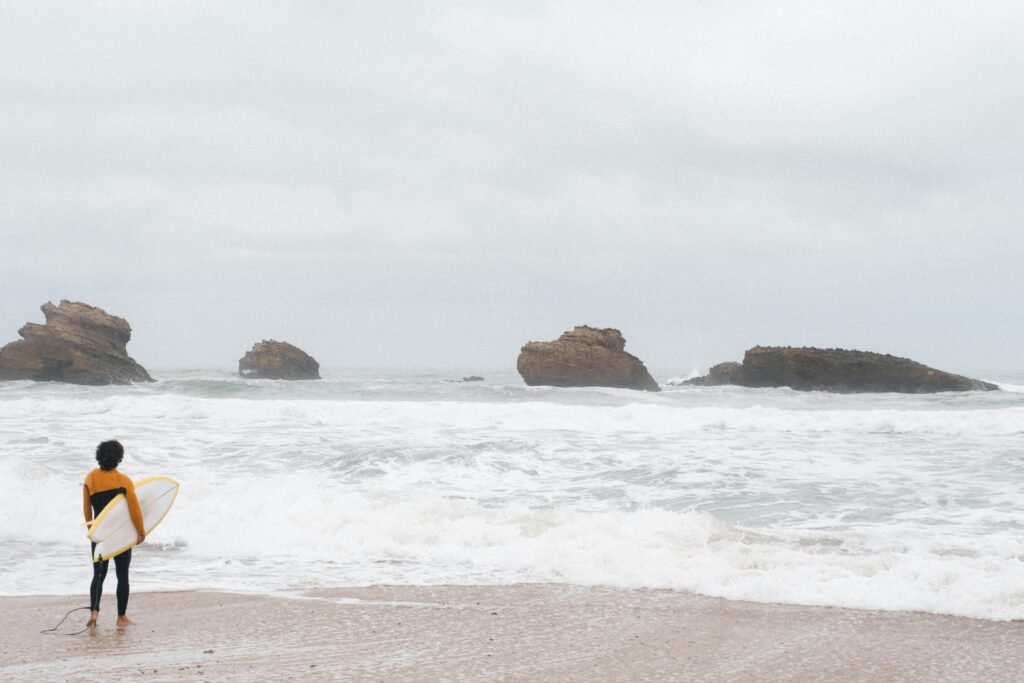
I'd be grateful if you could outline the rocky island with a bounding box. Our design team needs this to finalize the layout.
[0,300,152,385]
[684,346,998,393]
[517,326,659,391]
[239,340,321,380]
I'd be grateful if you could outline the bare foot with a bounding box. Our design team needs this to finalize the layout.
[116,615,135,628]
[86,611,99,628]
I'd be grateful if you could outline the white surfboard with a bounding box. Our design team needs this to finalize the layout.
[87,475,179,563]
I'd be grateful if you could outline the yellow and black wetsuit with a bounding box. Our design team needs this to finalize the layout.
[83,468,144,615]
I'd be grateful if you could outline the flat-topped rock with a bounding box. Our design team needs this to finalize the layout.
[517,326,659,392]
[685,346,997,393]
[239,340,320,380]
[0,300,152,385]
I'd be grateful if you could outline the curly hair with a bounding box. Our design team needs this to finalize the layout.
[95,440,124,471]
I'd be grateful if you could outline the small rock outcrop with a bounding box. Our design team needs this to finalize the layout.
[517,326,659,392]
[684,346,998,393]
[0,300,152,385]
[462,376,485,382]
[239,340,320,380]
[682,362,745,387]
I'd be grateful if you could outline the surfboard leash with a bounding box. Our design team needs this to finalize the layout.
[40,606,93,636]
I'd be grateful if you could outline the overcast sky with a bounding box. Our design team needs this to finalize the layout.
[1,1,1021,376]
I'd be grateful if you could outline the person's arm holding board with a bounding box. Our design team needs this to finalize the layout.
[83,471,93,529]
[123,475,146,544]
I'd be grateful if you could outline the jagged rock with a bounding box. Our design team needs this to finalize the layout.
[0,300,152,385]
[684,346,998,393]
[239,340,320,380]
[517,326,659,392]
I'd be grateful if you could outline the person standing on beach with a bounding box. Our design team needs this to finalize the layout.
[83,440,145,628]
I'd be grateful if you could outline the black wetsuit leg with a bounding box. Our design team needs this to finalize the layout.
[113,549,132,615]
[89,542,108,612]
[87,486,131,614]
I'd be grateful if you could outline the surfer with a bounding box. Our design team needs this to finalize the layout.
[83,440,145,628]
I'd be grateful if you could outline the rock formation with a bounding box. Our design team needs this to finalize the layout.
[517,326,659,391]
[239,340,320,380]
[682,362,745,387]
[462,376,485,382]
[0,300,152,385]
[684,346,997,393]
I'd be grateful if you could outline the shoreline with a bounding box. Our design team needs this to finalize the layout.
[3,582,1020,624]
[4,584,1021,682]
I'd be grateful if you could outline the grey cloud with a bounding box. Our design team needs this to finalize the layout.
[1,1,1021,374]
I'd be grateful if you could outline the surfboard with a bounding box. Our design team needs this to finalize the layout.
[87,475,180,563]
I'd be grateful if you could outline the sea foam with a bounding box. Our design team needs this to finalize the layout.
[1,372,1022,620]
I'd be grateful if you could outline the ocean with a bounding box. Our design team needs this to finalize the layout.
[1,369,1022,621]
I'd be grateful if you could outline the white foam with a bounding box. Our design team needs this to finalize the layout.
[2,381,1022,621]
[5,463,1023,620]
[1,394,1022,437]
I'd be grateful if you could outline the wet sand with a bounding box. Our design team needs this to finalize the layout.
[2,584,1021,682]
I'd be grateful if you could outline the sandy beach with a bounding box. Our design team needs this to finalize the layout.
[3,584,1021,682]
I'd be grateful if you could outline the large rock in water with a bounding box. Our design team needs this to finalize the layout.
[239,340,320,380]
[0,300,152,385]
[517,326,660,391]
[685,346,997,393]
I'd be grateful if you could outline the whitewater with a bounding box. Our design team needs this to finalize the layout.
[1,369,1022,621]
